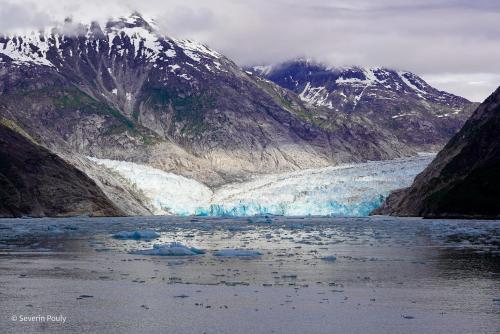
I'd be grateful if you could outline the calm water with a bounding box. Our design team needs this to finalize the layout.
[0,216,499,333]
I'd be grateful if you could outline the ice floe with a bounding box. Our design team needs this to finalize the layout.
[132,243,205,256]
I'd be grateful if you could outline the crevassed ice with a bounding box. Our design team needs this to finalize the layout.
[88,157,212,215]
[89,155,434,217]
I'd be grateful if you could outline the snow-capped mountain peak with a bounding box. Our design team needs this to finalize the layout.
[248,59,476,152]
[0,12,223,74]
[250,59,471,114]
[106,12,157,32]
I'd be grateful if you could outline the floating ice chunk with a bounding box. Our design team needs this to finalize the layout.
[132,242,205,256]
[113,230,160,240]
[214,249,263,257]
[322,255,337,262]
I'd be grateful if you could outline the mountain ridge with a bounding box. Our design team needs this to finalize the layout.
[0,13,479,216]
[0,13,434,187]
[248,59,477,152]
[373,86,500,219]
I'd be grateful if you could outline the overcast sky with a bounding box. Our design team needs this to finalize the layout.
[1,0,499,101]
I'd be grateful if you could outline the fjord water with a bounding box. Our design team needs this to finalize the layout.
[0,216,498,333]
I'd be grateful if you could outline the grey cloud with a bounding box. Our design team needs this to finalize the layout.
[158,6,216,35]
[0,0,498,100]
[0,1,52,31]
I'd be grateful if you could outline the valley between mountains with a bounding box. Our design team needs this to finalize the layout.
[0,13,486,217]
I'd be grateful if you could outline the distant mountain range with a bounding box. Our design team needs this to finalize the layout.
[248,59,478,152]
[0,13,481,217]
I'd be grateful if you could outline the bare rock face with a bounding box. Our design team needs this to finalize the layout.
[64,154,154,216]
[373,86,500,219]
[250,59,477,153]
[0,121,123,218]
[0,13,455,187]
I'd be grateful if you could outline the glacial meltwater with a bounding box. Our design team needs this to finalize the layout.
[0,216,498,333]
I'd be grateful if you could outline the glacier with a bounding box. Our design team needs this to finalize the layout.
[89,155,434,217]
[88,157,212,215]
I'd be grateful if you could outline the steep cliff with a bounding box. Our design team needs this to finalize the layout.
[0,120,123,217]
[373,86,500,218]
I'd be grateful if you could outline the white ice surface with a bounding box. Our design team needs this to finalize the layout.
[132,242,205,256]
[89,155,434,217]
[88,157,212,215]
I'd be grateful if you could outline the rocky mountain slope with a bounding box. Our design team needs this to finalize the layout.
[0,13,460,189]
[250,59,477,152]
[0,120,122,217]
[373,86,500,219]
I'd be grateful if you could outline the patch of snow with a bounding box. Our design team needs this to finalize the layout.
[298,82,333,109]
[183,50,201,63]
[336,68,376,86]
[164,49,176,58]
[175,38,220,60]
[392,113,416,119]
[168,64,180,73]
[117,27,162,62]
[252,65,273,76]
[398,71,429,98]
[0,33,55,67]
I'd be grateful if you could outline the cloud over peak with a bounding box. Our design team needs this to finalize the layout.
[1,0,498,101]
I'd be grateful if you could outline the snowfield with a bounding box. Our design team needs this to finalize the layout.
[90,155,434,216]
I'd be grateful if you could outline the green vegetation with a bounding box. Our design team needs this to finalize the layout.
[253,77,339,132]
[53,87,135,130]
[0,84,163,145]
[146,87,214,136]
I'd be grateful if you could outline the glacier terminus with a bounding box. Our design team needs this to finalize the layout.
[90,154,434,216]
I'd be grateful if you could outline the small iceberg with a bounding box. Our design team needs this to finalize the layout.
[132,243,205,256]
[112,230,160,240]
[321,255,337,262]
[214,249,263,257]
